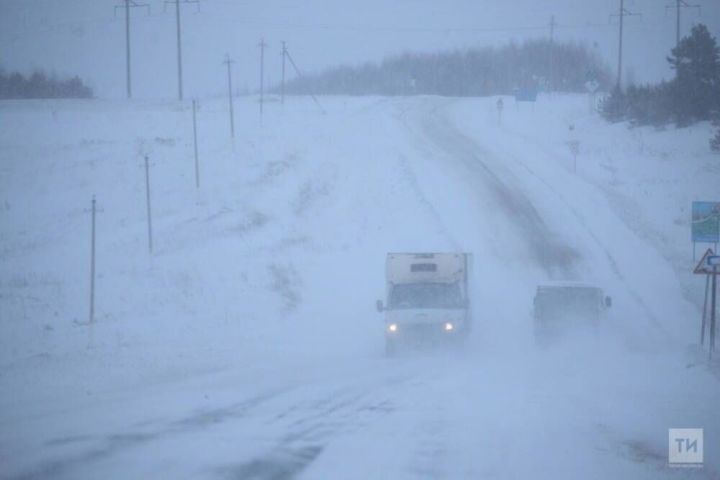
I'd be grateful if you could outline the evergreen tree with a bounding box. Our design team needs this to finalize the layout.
[0,68,93,99]
[621,82,673,127]
[711,128,720,152]
[667,24,720,126]
[280,39,612,97]
[599,87,627,122]
[711,111,720,152]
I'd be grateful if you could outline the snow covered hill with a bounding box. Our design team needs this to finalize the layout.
[1,94,718,479]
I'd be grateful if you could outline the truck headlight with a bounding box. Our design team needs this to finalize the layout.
[444,322,454,331]
[388,323,398,333]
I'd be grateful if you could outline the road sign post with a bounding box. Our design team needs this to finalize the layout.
[701,273,710,346]
[566,140,580,173]
[585,78,599,114]
[695,250,719,357]
[694,249,717,354]
[710,262,717,357]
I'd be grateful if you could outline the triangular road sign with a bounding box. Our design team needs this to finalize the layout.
[694,248,716,274]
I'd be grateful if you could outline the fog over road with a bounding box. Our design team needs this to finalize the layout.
[1,96,718,480]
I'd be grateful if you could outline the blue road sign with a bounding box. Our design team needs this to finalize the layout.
[692,201,720,243]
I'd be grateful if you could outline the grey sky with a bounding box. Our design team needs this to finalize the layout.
[1,0,719,99]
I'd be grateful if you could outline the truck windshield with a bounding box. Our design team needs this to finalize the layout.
[389,283,463,309]
[535,287,600,319]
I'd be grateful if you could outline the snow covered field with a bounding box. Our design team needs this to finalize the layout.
[1,94,719,479]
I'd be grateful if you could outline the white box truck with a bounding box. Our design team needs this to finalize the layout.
[376,252,472,355]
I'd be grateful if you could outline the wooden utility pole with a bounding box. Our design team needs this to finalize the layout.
[175,0,183,100]
[281,41,287,105]
[144,155,153,253]
[164,0,200,99]
[192,99,199,188]
[125,1,132,98]
[223,55,235,137]
[114,1,149,99]
[89,196,97,324]
[611,0,641,90]
[617,0,625,89]
[666,0,701,48]
[284,46,325,114]
[259,38,267,116]
[549,15,556,92]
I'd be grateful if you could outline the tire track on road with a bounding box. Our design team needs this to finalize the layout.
[398,99,580,279]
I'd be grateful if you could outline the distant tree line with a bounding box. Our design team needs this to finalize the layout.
[278,38,612,97]
[0,69,93,99]
[599,24,720,152]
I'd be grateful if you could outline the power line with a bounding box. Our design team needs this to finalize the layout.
[163,0,200,13]
[113,0,149,99]
[610,0,641,90]
[191,14,621,34]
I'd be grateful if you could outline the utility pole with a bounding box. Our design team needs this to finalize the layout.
[281,41,287,105]
[144,155,153,253]
[192,99,199,188]
[223,55,235,137]
[164,0,199,100]
[126,1,132,99]
[175,0,183,100]
[666,0,701,48]
[113,1,149,99]
[610,0,641,90]
[259,38,267,116]
[284,46,326,114]
[549,15,556,92]
[89,196,97,324]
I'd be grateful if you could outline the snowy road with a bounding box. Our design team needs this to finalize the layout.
[1,96,719,479]
[5,347,718,479]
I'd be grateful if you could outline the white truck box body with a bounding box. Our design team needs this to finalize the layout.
[386,252,467,285]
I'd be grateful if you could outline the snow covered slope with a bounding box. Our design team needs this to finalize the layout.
[1,94,718,479]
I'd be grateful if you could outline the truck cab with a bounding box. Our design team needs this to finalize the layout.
[376,253,472,355]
